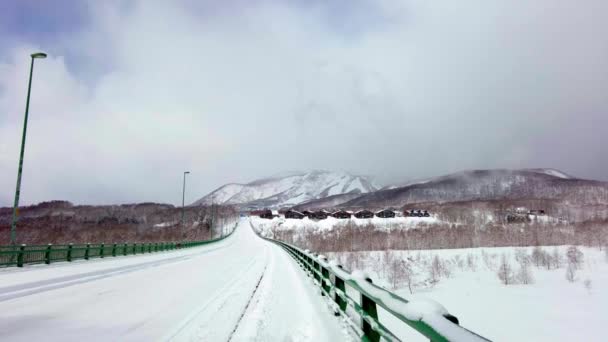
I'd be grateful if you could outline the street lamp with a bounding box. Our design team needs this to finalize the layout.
[182,171,190,228]
[10,52,47,245]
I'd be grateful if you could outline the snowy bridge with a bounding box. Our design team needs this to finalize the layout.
[0,219,489,341]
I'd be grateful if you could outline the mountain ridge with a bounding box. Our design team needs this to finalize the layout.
[192,170,379,209]
[294,168,608,210]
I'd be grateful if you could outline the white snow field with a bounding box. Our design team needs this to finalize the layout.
[0,219,349,341]
[327,246,608,342]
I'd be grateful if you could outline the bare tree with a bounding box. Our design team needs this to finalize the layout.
[403,261,414,294]
[387,257,405,290]
[428,256,441,285]
[515,257,534,285]
[565,262,577,282]
[466,253,477,271]
[497,253,514,285]
[382,250,395,279]
[531,246,545,267]
[551,248,563,268]
[566,246,584,269]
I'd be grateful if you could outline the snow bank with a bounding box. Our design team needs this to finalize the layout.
[250,216,441,236]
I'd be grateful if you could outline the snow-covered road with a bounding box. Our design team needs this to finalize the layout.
[0,219,348,341]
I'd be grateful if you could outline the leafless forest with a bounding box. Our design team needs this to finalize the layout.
[0,201,239,245]
[273,220,606,253]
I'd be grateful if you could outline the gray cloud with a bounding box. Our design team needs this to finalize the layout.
[1,0,607,206]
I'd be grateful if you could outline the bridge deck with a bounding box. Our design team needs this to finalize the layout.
[0,219,346,341]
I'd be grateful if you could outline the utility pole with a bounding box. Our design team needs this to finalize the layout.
[182,171,190,230]
[10,52,47,245]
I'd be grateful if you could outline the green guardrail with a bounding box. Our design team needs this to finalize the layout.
[262,235,491,342]
[0,223,237,268]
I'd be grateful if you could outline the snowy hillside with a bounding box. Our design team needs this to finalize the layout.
[193,170,378,209]
[339,168,608,209]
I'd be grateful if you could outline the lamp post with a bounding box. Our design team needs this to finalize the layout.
[10,52,47,245]
[182,171,190,228]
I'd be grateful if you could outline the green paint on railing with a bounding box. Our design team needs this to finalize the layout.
[1,223,238,268]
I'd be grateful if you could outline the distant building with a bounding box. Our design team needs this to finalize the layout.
[285,210,305,219]
[404,210,418,217]
[301,210,313,218]
[505,211,530,223]
[332,210,352,219]
[311,210,330,220]
[375,209,395,218]
[259,209,273,219]
[354,210,374,219]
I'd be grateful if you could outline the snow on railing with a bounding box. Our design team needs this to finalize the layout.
[262,236,491,342]
[0,222,238,268]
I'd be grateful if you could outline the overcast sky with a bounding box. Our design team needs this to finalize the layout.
[1,0,607,206]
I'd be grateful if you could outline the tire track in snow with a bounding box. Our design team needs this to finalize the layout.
[164,245,269,341]
[226,264,267,342]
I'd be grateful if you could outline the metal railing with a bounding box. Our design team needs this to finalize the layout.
[264,236,491,342]
[1,225,237,268]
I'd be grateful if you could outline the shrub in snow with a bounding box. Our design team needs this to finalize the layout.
[584,279,592,292]
[481,250,493,269]
[387,258,406,290]
[515,260,534,285]
[514,249,529,266]
[551,248,563,269]
[531,246,546,267]
[381,250,395,279]
[466,253,477,271]
[497,253,514,285]
[566,246,584,269]
[453,255,464,270]
[430,256,442,284]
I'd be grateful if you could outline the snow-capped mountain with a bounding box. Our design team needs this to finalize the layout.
[193,170,379,209]
[297,168,608,210]
[343,168,606,208]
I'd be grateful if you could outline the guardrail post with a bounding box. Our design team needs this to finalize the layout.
[45,244,52,264]
[321,267,330,296]
[67,243,73,262]
[334,272,347,313]
[100,243,105,258]
[133,243,137,255]
[123,243,128,256]
[361,278,380,342]
[84,243,90,260]
[17,244,25,267]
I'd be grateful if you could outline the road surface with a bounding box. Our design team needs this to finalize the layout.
[0,218,348,341]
